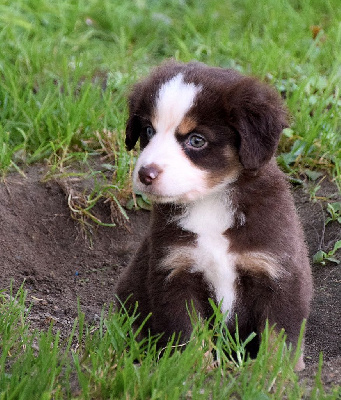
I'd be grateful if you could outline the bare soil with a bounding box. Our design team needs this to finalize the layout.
[0,165,340,392]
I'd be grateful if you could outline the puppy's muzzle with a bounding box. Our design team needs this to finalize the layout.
[138,164,162,186]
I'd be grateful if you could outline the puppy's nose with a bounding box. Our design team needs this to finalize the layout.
[138,164,162,186]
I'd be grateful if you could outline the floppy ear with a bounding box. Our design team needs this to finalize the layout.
[125,79,149,151]
[125,113,141,151]
[225,77,288,170]
[125,86,143,151]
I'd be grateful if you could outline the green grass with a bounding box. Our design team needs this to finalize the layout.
[0,0,340,188]
[1,287,339,399]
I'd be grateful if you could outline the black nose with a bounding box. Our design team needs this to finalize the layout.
[138,164,162,186]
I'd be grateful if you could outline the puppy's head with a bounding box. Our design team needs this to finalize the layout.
[126,61,288,203]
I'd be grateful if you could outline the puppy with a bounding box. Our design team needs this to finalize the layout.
[115,61,312,370]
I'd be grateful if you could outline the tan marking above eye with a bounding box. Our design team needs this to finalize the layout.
[177,117,197,135]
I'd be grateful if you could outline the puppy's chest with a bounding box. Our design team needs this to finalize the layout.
[170,196,237,315]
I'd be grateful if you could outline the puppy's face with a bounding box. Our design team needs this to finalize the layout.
[131,73,241,203]
[126,62,288,204]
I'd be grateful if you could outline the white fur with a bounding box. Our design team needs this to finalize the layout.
[154,73,201,133]
[178,192,237,317]
[133,74,209,203]
[133,131,208,202]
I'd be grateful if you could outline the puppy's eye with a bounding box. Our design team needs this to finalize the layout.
[146,126,155,140]
[187,133,207,149]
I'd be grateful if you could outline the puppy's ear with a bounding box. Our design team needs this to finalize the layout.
[125,80,148,151]
[125,113,141,151]
[225,78,288,170]
[125,90,142,151]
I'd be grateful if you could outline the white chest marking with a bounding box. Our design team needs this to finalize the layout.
[178,194,237,317]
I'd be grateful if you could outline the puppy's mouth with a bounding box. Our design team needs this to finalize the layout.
[133,184,205,204]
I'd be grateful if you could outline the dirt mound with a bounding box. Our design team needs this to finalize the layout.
[0,165,149,331]
[0,165,340,389]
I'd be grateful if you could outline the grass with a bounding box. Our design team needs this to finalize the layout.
[0,0,341,398]
[1,287,339,399]
[0,0,340,189]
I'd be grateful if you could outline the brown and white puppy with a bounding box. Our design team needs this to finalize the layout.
[115,61,312,370]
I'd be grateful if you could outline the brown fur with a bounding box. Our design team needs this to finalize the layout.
[177,117,197,135]
[116,61,312,368]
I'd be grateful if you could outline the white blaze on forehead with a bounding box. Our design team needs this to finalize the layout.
[132,72,206,203]
[154,73,201,133]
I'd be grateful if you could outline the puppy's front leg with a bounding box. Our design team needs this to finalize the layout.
[148,271,212,348]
